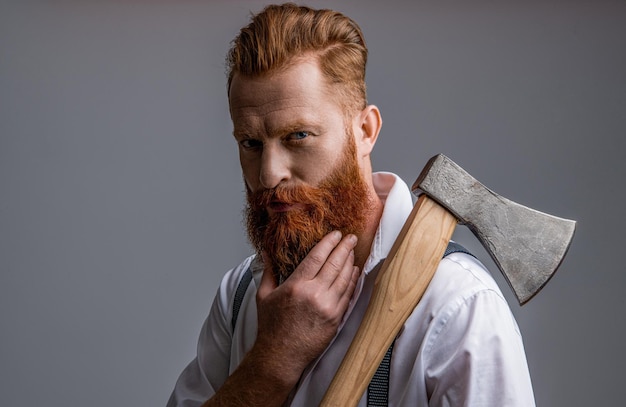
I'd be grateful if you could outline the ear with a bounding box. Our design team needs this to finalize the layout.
[353,105,382,157]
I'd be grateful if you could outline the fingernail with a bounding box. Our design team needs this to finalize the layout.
[332,230,342,240]
[348,234,358,245]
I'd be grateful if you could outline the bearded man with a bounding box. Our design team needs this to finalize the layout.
[168,4,535,406]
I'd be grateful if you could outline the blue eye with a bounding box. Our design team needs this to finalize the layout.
[289,131,309,141]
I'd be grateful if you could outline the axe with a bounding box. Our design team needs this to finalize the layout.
[320,154,576,406]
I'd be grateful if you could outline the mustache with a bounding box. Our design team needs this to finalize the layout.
[247,184,326,210]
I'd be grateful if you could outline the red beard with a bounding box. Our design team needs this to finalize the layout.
[245,138,372,283]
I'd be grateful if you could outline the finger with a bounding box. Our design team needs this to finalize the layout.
[335,265,362,312]
[294,230,343,280]
[316,233,358,285]
[256,252,278,301]
[329,248,357,293]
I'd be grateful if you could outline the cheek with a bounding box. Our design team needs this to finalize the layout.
[292,151,332,184]
[243,176,254,193]
[307,150,347,185]
[239,156,259,191]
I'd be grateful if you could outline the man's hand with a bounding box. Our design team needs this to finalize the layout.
[255,230,361,381]
[202,231,360,407]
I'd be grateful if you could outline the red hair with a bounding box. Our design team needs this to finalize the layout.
[226,3,368,113]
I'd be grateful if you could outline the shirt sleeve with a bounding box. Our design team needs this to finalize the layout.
[423,288,536,407]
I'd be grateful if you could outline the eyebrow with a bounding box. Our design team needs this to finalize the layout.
[233,120,324,139]
[273,121,323,136]
[232,126,254,139]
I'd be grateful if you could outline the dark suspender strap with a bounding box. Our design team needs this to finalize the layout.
[231,266,254,331]
[367,340,395,406]
[231,242,474,405]
[443,241,476,258]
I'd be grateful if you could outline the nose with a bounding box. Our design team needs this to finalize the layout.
[259,144,290,190]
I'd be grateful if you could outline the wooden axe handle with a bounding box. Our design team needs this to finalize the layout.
[320,195,457,407]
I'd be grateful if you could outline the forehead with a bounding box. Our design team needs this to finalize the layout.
[228,59,345,132]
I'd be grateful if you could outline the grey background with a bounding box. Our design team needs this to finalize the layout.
[1,0,624,406]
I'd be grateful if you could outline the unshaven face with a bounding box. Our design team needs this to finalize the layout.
[244,135,371,282]
[229,59,373,281]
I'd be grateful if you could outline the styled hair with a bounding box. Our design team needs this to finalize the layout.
[226,3,368,113]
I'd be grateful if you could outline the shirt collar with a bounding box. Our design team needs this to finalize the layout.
[363,172,414,275]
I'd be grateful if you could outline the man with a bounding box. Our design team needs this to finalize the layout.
[168,4,535,406]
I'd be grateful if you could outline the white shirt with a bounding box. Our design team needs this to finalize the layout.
[168,172,536,406]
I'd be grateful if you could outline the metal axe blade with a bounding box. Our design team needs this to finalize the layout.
[414,154,577,305]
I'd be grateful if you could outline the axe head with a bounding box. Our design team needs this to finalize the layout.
[413,154,576,305]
